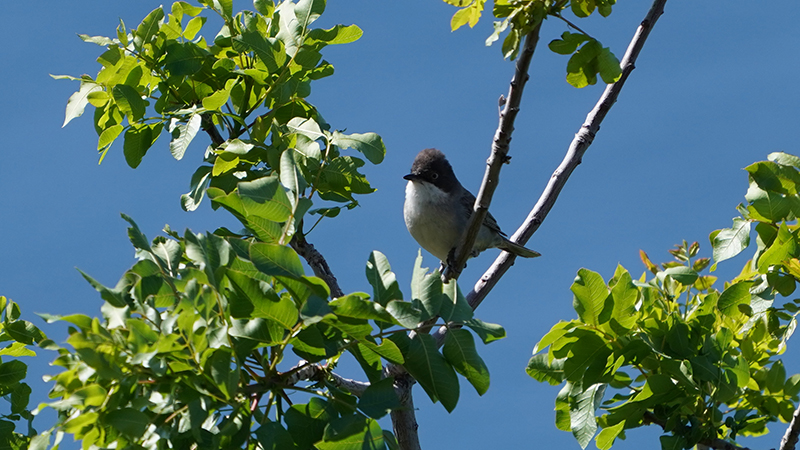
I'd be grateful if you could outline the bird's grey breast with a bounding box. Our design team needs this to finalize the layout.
[404,180,464,261]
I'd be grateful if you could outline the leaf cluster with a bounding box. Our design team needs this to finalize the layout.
[528,239,800,450]
[0,297,49,450]
[46,1,514,448]
[39,214,503,448]
[442,0,621,87]
[57,0,382,219]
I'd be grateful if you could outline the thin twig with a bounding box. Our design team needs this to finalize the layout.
[555,13,596,40]
[780,402,800,450]
[462,0,669,312]
[441,23,542,282]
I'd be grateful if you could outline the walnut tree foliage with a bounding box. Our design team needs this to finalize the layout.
[528,153,800,450]
[0,1,793,450]
[42,1,506,448]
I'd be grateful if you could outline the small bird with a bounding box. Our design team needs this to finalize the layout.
[403,148,540,264]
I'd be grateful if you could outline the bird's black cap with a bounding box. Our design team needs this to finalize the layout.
[404,148,461,193]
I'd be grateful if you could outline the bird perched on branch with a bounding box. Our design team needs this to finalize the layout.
[403,148,540,265]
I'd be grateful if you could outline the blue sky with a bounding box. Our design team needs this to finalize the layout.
[1,1,799,449]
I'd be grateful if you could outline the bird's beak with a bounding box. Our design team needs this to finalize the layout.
[403,173,418,181]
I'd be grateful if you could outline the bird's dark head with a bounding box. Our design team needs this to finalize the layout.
[403,148,460,193]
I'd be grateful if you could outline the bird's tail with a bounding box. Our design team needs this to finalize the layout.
[499,238,541,258]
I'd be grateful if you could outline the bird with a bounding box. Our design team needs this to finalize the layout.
[403,148,540,265]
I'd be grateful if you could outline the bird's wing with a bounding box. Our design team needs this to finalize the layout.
[459,187,507,237]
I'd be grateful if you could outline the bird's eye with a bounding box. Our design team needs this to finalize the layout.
[431,172,439,180]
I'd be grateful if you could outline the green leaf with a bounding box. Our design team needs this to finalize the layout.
[229,318,285,344]
[410,255,442,320]
[183,16,206,40]
[123,122,162,169]
[182,165,213,211]
[439,279,473,323]
[609,269,638,331]
[717,281,752,319]
[294,0,325,27]
[710,218,751,267]
[250,242,304,279]
[254,0,276,16]
[660,435,688,450]
[555,383,572,431]
[133,7,165,49]
[402,334,459,412]
[769,151,800,170]
[284,398,337,449]
[365,251,403,306]
[443,329,489,395]
[227,269,298,328]
[318,416,385,450]
[766,360,787,393]
[562,329,612,386]
[757,222,797,272]
[596,47,621,84]
[331,131,386,164]
[234,32,285,72]
[464,318,506,343]
[185,230,231,285]
[571,268,608,325]
[663,266,698,285]
[97,124,124,151]
[570,383,605,449]
[306,24,363,45]
[112,85,146,121]
[746,160,800,195]
[566,40,602,88]
[63,79,102,127]
[0,360,26,386]
[0,342,35,357]
[358,377,401,419]
[548,32,590,55]
[595,421,625,450]
[287,117,325,141]
[571,0,596,17]
[10,382,31,414]
[256,421,297,450]
[5,320,46,345]
[526,353,565,385]
[329,294,394,323]
[280,149,308,201]
[105,408,150,437]
[168,114,201,160]
[238,175,293,222]
[78,269,130,308]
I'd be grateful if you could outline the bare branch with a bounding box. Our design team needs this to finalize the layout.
[780,402,800,450]
[291,231,345,298]
[282,362,370,397]
[390,373,421,450]
[464,0,668,311]
[441,23,542,282]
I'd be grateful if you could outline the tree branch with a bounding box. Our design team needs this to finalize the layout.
[644,412,751,450]
[462,0,668,311]
[780,402,800,450]
[290,231,345,299]
[390,373,421,450]
[280,362,370,397]
[441,23,542,282]
[201,113,225,147]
